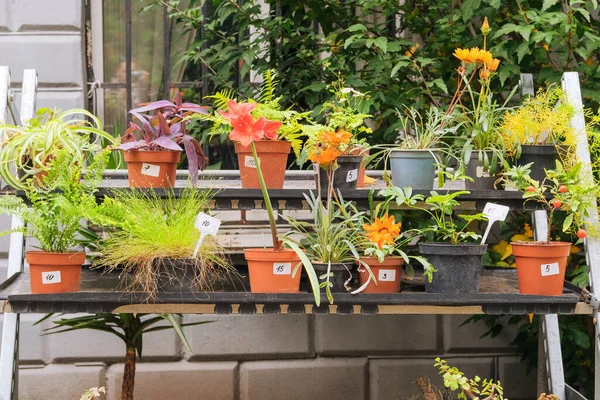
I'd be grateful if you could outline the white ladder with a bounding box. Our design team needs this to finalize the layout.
[0,66,37,400]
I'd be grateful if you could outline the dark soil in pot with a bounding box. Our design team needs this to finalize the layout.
[418,243,487,293]
[312,262,354,293]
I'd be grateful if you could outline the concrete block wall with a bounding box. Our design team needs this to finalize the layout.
[0,312,536,400]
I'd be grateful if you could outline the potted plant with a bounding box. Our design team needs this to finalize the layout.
[117,92,207,188]
[0,148,110,294]
[39,312,210,400]
[500,85,575,182]
[451,17,514,190]
[0,108,114,189]
[304,80,372,190]
[198,70,310,189]
[386,106,456,190]
[502,161,596,296]
[86,188,233,297]
[283,191,364,303]
[355,190,433,294]
[217,100,321,304]
[380,171,487,293]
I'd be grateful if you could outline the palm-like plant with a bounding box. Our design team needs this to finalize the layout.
[37,313,211,400]
[0,108,114,189]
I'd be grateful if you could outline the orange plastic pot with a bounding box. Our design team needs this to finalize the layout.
[235,141,291,189]
[26,251,86,294]
[123,150,181,188]
[245,248,301,293]
[357,257,404,293]
[511,241,571,296]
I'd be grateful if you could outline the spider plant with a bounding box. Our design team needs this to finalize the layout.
[281,191,364,303]
[0,108,114,189]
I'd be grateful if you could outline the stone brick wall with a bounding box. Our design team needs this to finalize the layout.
[0,312,536,399]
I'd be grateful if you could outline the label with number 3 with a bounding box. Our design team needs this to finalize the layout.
[540,262,560,277]
[378,269,396,282]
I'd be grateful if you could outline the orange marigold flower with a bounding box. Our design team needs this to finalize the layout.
[320,129,353,147]
[363,214,402,249]
[479,68,490,80]
[309,146,341,165]
[486,58,500,72]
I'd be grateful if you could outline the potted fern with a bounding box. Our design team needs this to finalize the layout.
[0,148,109,294]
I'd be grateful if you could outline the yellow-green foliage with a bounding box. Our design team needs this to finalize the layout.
[87,188,232,296]
[500,86,575,157]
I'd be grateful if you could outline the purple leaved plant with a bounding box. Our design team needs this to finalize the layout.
[118,92,208,184]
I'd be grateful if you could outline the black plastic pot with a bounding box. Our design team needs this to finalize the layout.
[418,243,487,293]
[312,262,353,293]
[465,151,500,190]
[515,145,565,182]
[314,155,362,191]
[154,258,200,293]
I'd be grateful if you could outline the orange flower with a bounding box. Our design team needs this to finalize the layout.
[309,146,341,165]
[473,49,493,65]
[320,130,353,147]
[479,68,490,80]
[485,58,500,72]
[454,48,477,64]
[364,214,402,249]
[481,16,490,31]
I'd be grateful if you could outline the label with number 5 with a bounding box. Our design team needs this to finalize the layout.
[540,262,560,277]
[346,169,358,183]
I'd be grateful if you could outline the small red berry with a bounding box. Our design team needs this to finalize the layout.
[526,186,535,192]
[559,185,567,193]
[552,199,562,208]
[577,229,587,239]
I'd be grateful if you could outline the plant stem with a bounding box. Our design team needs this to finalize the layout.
[121,343,136,400]
[251,142,280,250]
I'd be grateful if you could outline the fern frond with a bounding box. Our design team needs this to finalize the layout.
[205,89,236,110]
[259,69,279,104]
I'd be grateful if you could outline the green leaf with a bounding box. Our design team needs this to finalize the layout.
[347,23,367,32]
[516,41,531,64]
[391,59,412,77]
[373,37,388,53]
[542,0,558,11]
[461,0,481,22]
[344,33,362,49]
[431,78,449,94]
[562,213,574,232]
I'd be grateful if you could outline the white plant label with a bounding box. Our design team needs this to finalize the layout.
[480,202,510,245]
[244,156,260,169]
[476,166,490,178]
[273,262,292,275]
[192,212,222,257]
[346,169,358,183]
[541,262,560,277]
[378,269,396,282]
[41,271,61,285]
[141,163,160,177]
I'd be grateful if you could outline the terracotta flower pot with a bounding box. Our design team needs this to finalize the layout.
[235,141,291,189]
[357,257,404,293]
[245,248,301,293]
[26,251,86,294]
[511,241,571,296]
[123,150,181,188]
